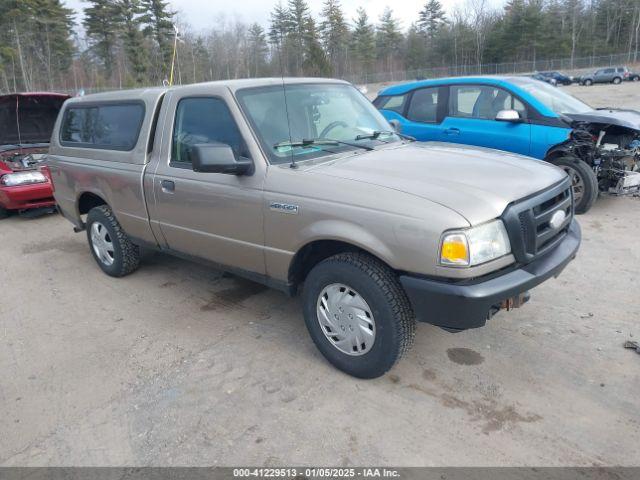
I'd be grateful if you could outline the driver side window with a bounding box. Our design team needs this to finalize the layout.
[171,97,248,167]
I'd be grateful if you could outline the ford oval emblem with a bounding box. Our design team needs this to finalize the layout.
[549,210,566,230]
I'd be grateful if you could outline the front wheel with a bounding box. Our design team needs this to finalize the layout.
[550,157,598,214]
[86,205,141,277]
[583,79,593,86]
[0,205,9,219]
[302,252,416,378]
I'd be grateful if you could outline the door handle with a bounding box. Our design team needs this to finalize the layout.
[161,179,175,193]
[443,128,460,135]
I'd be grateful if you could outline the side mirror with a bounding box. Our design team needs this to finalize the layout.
[495,110,521,122]
[189,143,252,175]
[389,119,402,133]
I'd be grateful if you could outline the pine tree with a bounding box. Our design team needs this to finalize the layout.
[84,0,121,77]
[268,2,290,47]
[139,0,174,78]
[376,7,403,74]
[0,0,74,90]
[25,0,75,87]
[116,0,150,85]
[303,16,331,76]
[287,0,312,75]
[418,0,447,40]
[406,24,427,69]
[351,7,376,76]
[319,0,349,75]
[247,23,268,77]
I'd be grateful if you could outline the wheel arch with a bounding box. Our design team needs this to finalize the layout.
[288,239,394,291]
[77,191,108,216]
[545,145,573,163]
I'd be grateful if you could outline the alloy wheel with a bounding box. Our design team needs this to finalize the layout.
[90,221,115,266]
[560,165,585,206]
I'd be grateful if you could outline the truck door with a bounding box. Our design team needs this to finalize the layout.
[148,89,266,275]
[438,84,531,156]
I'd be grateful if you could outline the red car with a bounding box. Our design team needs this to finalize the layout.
[0,92,70,218]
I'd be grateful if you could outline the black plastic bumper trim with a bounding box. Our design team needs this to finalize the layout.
[400,219,581,331]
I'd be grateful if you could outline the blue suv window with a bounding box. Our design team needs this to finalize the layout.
[406,87,439,123]
[449,85,525,120]
[375,94,408,115]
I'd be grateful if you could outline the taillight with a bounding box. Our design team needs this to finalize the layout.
[40,165,55,192]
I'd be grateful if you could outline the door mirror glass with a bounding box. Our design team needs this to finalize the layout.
[189,143,252,175]
[495,109,521,122]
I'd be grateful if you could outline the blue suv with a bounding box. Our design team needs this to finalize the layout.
[374,76,640,213]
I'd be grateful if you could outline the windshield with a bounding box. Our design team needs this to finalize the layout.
[511,78,592,115]
[236,83,400,165]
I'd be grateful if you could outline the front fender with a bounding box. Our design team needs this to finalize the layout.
[294,219,397,266]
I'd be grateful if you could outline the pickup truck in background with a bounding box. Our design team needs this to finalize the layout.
[47,78,581,378]
[0,92,70,218]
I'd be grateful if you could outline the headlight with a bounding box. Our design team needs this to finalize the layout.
[0,171,47,187]
[440,220,511,267]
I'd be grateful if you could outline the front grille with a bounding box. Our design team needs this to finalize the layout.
[502,178,573,264]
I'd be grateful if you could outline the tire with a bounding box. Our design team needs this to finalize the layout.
[612,77,622,84]
[584,79,593,86]
[86,205,140,277]
[632,76,639,82]
[550,157,598,214]
[302,252,416,379]
[0,205,9,219]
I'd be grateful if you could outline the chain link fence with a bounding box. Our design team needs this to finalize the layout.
[34,50,640,96]
[346,51,640,86]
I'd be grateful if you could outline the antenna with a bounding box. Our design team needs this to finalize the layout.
[169,25,180,87]
[277,33,297,170]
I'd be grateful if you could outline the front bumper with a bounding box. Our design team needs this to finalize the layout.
[400,219,581,331]
[0,181,55,211]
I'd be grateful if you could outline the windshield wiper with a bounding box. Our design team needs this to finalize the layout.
[355,130,395,141]
[274,138,374,152]
[356,130,416,142]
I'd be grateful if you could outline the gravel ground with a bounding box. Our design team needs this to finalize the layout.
[1,82,639,467]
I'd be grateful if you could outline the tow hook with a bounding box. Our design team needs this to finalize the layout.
[500,292,531,311]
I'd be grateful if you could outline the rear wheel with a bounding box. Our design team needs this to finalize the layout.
[550,157,598,214]
[612,77,622,84]
[632,76,640,82]
[86,205,140,277]
[302,252,416,379]
[583,79,593,86]
[0,205,9,219]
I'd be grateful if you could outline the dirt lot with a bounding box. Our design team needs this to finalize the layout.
[1,82,640,467]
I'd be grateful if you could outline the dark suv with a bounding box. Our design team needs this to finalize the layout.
[539,71,573,86]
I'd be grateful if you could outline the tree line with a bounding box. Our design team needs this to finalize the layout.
[1,0,639,93]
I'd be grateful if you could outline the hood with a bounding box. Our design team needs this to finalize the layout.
[0,93,70,146]
[565,109,640,131]
[310,143,567,225]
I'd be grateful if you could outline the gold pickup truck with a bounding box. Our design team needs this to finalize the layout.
[47,78,581,378]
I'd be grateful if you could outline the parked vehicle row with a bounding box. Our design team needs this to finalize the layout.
[45,78,581,378]
[527,67,640,87]
[579,66,640,85]
[375,76,640,214]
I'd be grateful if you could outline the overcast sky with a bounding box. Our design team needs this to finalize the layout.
[64,0,507,32]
